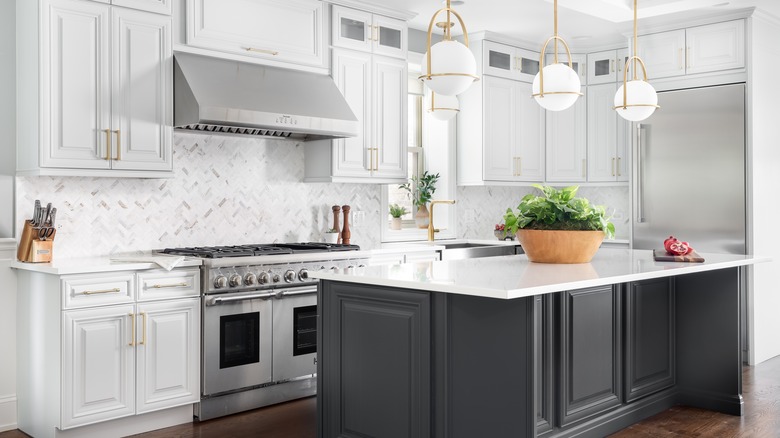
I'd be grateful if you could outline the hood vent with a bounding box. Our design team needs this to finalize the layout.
[174,53,358,141]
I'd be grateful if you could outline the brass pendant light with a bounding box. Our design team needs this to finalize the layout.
[613,0,659,122]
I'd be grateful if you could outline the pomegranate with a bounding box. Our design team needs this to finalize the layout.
[663,235,678,253]
[668,240,690,256]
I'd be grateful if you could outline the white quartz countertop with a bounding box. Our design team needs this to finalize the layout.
[311,249,770,300]
[11,252,203,275]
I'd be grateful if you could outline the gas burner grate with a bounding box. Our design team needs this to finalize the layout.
[160,242,360,258]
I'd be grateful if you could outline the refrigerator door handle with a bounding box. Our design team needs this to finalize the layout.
[636,124,645,223]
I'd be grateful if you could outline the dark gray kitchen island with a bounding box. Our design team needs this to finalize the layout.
[312,249,767,438]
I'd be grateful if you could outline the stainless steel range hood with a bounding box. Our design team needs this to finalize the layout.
[174,53,358,141]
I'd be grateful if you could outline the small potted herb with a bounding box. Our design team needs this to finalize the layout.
[323,228,339,244]
[504,185,614,263]
[389,204,408,230]
[399,171,440,229]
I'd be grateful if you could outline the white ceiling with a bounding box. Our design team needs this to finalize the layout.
[359,0,780,48]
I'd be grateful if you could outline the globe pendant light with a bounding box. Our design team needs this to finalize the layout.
[418,0,479,96]
[532,0,582,111]
[427,91,459,121]
[614,0,659,122]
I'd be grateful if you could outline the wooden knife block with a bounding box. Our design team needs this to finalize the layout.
[17,220,56,263]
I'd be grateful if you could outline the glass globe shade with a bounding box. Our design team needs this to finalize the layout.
[422,40,477,96]
[614,80,658,122]
[427,93,459,121]
[532,63,581,111]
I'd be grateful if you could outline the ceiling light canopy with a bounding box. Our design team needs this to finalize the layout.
[532,0,583,111]
[613,0,659,122]
[419,0,479,96]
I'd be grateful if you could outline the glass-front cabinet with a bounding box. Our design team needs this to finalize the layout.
[332,5,407,59]
[587,49,629,84]
[483,40,539,83]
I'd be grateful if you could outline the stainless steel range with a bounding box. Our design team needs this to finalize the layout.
[160,243,366,420]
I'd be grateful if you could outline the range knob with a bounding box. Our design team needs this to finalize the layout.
[229,274,242,288]
[358,264,366,268]
[330,266,339,271]
[244,273,257,286]
[272,274,281,283]
[284,270,297,283]
[258,272,270,284]
[213,275,228,289]
[298,269,309,281]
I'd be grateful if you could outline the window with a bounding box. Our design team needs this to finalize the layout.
[387,94,424,225]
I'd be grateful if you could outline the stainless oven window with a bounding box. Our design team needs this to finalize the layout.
[293,305,317,356]
[220,312,260,369]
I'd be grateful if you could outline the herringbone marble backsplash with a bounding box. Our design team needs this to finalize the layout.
[16,133,630,258]
[16,133,383,257]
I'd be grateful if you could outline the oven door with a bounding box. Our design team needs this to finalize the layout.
[203,290,274,396]
[272,285,318,381]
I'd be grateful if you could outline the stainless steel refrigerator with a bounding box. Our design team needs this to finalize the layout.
[632,83,748,361]
[632,83,746,255]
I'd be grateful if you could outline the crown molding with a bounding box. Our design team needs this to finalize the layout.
[322,0,417,21]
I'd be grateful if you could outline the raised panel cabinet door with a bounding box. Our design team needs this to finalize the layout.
[625,279,675,402]
[111,8,172,171]
[545,88,586,182]
[482,76,517,181]
[373,56,408,180]
[331,49,372,178]
[112,0,172,15]
[637,30,686,79]
[321,282,431,438]
[587,83,618,182]
[62,304,136,429]
[372,14,407,59]
[534,295,554,436]
[686,20,745,75]
[615,107,629,182]
[331,5,372,53]
[41,0,112,169]
[558,286,622,427]
[136,298,200,413]
[187,0,325,67]
[516,81,545,181]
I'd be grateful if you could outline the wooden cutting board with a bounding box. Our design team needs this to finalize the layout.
[653,249,705,263]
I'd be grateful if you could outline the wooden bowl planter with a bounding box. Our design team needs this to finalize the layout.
[516,229,604,264]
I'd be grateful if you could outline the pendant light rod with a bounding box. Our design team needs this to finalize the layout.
[446,0,452,40]
[633,0,637,80]
[554,0,559,63]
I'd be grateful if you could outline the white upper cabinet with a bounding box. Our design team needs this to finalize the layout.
[638,20,745,79]
[330,49,372,178]
[545,87,587,182]
[483,40,540,83]
[372,56,408,179]
[186,0,326,68]
[587,83,628,182]
[546,52,587,85]
[112,0,171,15]
[18,0,173,177]
[587,49,630,85]
[332,5,407,59]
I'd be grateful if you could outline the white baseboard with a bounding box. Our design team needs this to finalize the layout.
[0,395,18,433]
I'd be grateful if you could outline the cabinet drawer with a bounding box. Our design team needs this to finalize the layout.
[62,272,135,309]
[137,268,200,301]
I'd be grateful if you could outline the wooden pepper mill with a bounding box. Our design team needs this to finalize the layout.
[341,205,351,245]
[331,205,342,244]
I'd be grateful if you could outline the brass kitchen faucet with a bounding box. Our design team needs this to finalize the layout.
[428,200,456,241]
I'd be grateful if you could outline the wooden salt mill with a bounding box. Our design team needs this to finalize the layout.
[341,205,351,245]
[331,205,342,244]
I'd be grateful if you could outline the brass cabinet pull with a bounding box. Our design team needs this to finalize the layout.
[372,25,379,42]
[140,312,147,345]
[617,157,622,177]
[612,157,616,176]
[242,46,279,56]
[129,313,136,347]
[104,129,112,160]
[686,46,691,69]
[374,146,380,171]
[679,48,684,70]
[82,287,121,295]
[611,59,615,72]
[150,282,189,289]
[113,130,121,160]
[367,148,373,171]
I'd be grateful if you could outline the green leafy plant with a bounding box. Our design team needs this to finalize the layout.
[399,171,441,207]
[504,185,615,239]
[325,228,338,233]
[389,204,408,218]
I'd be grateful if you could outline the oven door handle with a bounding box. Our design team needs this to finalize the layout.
[276,286,318,298]
[206,291,277,306]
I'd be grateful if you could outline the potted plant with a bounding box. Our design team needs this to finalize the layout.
[400,171,440,229]
[323,228,339,244]
[504,185,615,263]
[388,204,408,230]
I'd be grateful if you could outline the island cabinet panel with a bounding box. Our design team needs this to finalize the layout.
[319,282,431,438]
[534,295,555,437]
[558,285,622,427]
[625,278,676,402]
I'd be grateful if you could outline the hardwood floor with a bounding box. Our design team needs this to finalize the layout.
[3,355,779,438]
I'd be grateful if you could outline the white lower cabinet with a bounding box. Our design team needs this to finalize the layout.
[587,83,629,182]
[17,267,201,437]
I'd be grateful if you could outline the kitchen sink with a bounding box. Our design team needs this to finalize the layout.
[436,242,517,261]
